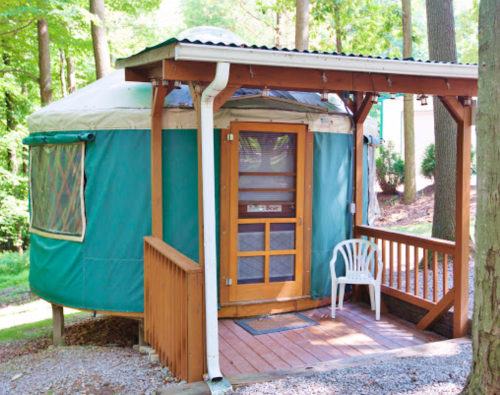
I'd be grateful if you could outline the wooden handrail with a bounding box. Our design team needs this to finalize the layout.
[355,225,456,256]
[144,236,202,273]
[143,237,205,383]
[356,225,459,332]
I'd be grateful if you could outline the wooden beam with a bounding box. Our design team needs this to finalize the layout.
[416,288,455,331]
[151,83,173,239]
[438,96,464,124]
[303,130,314,296]
[214,84,242,112]
[128,60,481,97]
[354,93,373,228]
[453,103,472,338]
[125,65,162,82]
[188,82,205,269]
[353,93,375,124]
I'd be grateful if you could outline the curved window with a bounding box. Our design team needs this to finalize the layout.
[29,142,86,242]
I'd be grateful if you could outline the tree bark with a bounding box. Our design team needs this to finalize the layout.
[276,12,282,49]
[426,0,457,241]
[37,19,52,106]
[403,0,417,204]
[462,2,500,393]
[66,55,76,93]
[334,5,342,53]
[59,49,67,97]
[295,0,309,51]
[90,0,111,79]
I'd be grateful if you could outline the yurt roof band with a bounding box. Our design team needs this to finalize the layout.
[23,132,96,146]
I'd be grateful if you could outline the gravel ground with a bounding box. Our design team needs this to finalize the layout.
[0,345,180,395]
[235,342,472,395]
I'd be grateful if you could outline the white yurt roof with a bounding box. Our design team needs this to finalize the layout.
[28,68,378,136]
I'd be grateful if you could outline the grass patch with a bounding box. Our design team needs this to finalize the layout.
[0,251,30,289]
[0,312,87,343]
[0,251,35,306]
[386,217,476,240]
[386,222,433,237]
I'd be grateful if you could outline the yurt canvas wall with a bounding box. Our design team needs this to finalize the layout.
[25,70,377,313]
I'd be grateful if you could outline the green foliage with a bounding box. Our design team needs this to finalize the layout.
[420,143,435,180]
[421,142,476,180]
[310,0,404,57]
[0,0,480,254]
[0,250,29,276]
[0,251,31,305]
[455,0,479,64]
[376,140,405,194]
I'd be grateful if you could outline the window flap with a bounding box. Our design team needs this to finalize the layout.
[23,132,95,146]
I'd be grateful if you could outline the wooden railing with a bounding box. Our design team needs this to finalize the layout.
[356,225,456,322]
[144,236,205,383]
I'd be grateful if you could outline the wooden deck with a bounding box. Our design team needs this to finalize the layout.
[218,302,445,376]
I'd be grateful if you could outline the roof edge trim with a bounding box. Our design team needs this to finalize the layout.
[174,43,477,79]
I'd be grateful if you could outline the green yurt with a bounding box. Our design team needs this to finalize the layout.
[25,28,380,316]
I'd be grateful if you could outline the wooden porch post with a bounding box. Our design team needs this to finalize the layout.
[52,304,65,346]
[150,81,173,239]
[454,101,472,338]
[439,96,472,338]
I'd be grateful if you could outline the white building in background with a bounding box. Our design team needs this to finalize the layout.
[380,95,477,189]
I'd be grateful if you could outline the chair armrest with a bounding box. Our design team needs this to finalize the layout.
[330,253,338,281]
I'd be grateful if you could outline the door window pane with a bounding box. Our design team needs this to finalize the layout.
[270,223,295,251]
[238,256,265,284]
[238,191,295,202]
[239,132,296,173]
[270,255,295,282]
[239,175,295,189]
[238,224,265,252]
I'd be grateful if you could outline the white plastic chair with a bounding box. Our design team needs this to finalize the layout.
[330,239,382,320]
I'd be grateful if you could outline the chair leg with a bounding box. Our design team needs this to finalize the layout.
[331,281,337,318]
[338,283,345,310]
[374,284,381,320]
[369,285,375,311]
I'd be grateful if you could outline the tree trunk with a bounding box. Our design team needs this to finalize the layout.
[402,0,417,204]
[90,0,111,79]
[334,5,342,53]
[59,49,67,97]
[462,2,500,393]
[276,12,282,49]
[426,0,457,241]
[295,0,309,51]
[37,19,52,106]
[66,55,76,93]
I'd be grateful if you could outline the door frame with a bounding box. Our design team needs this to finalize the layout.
[219,122,314,305]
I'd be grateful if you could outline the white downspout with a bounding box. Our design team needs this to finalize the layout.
[200,62,231,389]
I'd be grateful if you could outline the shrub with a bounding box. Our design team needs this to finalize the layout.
[421,143,436,180]
[376,140,405,194]
[421,142,476,180]
[0,251,30,276]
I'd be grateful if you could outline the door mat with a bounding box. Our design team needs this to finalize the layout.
[235,312,318,335]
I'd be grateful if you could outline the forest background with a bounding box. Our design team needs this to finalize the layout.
[0,0,478,252]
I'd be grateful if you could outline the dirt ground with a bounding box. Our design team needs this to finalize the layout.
[375,184,477,228]
[0,316,139,364]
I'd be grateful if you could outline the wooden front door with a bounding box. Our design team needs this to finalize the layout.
[226,122,306,302]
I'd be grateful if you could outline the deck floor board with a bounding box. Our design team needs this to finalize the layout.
[219,302,445,376]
